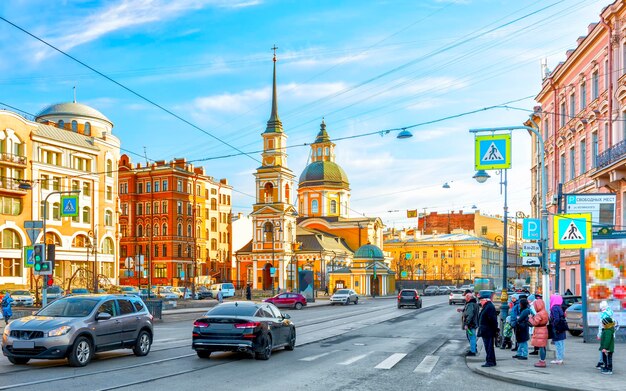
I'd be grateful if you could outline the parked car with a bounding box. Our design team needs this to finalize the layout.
[196,286,213,300]
[2,294,153,367]
[172,287,198,300]
[10,290,34,306]
[69,288,90,296]
[45,286,64,301]
[264,292,307,310]
[397,289,422,309]
[446,285,457,291]
[449,289,466,305]
[423,286,440,296]
[564,303,583,336]
[438,286,451,295]
[561,295,582,313]
[330,289,359,305]
[209,283,236,299]
[156,286,179,299]
[459,285,472,291]
[109,286,140,296]
[192,301,295,360]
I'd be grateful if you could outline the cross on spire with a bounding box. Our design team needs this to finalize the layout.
[271,45,278,62]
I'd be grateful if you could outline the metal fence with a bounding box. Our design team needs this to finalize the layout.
[144,300,163,320]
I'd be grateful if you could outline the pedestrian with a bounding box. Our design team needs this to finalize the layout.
[528,294,540,356]
[596,300,614,369]
[501,316,513,350]
[513,298,531,360]
[528,297,549,367]
[217,288,223,304]
[550,293,567,365]
[246,284,252,301]
[462,293,480,356]
[509,295,521,351]
[599,315,616,375]
[477,290,498,367]
[1,292,14,325]
[324,285,329,296]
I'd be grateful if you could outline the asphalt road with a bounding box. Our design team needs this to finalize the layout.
[0,296,534,391]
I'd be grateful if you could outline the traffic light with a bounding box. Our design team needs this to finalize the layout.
[33,243,52,276]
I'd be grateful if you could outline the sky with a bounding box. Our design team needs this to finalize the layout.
[0,0,609,229]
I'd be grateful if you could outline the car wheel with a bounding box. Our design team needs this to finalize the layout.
[569,330,582,337]
[397,305,402,309]
[354,298,358,305]
[285,329,296,351]
[197,350,212,358]
[344,299,350,306]
[295,302,303,310]
[255,334,273,360]
[133,330,152,356]
[8,356,30,365]
[449,301,452,305]
[68,336,92,367]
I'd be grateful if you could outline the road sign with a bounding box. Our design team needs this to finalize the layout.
[522,218,541,240]
[23,246,34,268]
[270,267,276,277]
[60,195,79,217]
[26,228,41,245]
[553,213,592,250]
[24,220,43,229]
[400,271,408,278]
[564,193,616,230]
[522,243,541,254]
[474,134,511,170]
[522,256,541,267]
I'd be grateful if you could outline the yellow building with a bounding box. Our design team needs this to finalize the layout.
[328,244,395,296]
[0,101,120,290]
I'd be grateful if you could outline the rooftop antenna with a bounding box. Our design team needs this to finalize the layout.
[73,85,77,103]
[143,146,149,166]
[540,58,550,79]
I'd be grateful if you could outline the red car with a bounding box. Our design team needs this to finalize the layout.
[264,292,307,310]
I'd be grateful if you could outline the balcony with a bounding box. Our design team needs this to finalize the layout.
[596,139,626,169]
[0,178,29,195]
[591,139,626,191]
[0,152,27,167]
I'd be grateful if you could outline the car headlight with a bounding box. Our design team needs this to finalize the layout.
[3,326,9,336]
[48,326,72,337]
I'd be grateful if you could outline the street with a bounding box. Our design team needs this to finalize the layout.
[0,296,533,391]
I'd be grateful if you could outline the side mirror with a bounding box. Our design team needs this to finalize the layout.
[96,312,112,321]
[282,313,291,320]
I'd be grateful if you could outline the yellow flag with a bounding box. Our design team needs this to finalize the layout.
[407,210,417,218]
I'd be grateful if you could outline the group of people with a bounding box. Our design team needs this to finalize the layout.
[461,290,617,375]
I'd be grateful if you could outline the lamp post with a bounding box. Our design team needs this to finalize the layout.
[440,252,446,282]
[474,169,509,320]
[515,211,528,281]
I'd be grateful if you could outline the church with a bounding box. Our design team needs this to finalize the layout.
[234,54,395,298]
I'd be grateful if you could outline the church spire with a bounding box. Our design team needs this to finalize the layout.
[265,45,283,133]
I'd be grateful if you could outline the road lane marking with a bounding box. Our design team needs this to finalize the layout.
[374,353,407,369]
[338,352,372,365]
[300,350,340,361]
[413,355,439,373]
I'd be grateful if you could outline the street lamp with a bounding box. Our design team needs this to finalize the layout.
[515,211,528,281]
[474,168,509,320]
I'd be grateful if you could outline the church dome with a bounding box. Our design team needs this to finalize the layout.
[36,102,112,126]
[299,161,349,189]
[354,244,384,260]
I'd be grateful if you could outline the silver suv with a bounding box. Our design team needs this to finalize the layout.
[2,294,153,367]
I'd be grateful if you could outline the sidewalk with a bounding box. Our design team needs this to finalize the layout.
[466,336,625,391]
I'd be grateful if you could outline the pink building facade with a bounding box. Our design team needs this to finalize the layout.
[535,1,626,295]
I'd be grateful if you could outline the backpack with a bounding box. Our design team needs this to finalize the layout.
[555,316,569,333]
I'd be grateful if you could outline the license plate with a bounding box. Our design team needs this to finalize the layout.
[13,340,35,349]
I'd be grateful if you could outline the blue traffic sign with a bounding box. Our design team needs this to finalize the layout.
[474,134,511,170]
[61,195,79,217]
[522,218,541,240]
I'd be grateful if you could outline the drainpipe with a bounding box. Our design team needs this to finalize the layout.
[599,15,613,145]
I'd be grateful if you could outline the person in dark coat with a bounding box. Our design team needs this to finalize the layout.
[549,294,566,364]
[513,298,531,360]
[478,291,498,367]
[245,284,252,300]
[463,293,480,356]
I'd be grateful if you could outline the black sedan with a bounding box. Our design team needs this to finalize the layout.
[192,301,296,360]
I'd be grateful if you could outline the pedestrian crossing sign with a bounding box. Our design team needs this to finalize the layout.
[553,213,592,249]
[60,195,79,217]
[474,134,511,170]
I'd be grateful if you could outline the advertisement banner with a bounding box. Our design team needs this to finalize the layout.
[584,238,626,327]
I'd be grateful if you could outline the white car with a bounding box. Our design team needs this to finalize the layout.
[10,290,34,306]
[330,289,359,305]
[156,286,180,299]
[172,287,199,300]
[209,283,236,299]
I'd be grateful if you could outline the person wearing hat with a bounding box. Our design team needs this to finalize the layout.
[509,294,521,351]
[528,297,550,367]
[596,301,614,369]
[599,315,616,375]
[477,291,498,367]
[462,292,480,356]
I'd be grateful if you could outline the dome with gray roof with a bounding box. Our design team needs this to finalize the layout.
[36,102,112,126]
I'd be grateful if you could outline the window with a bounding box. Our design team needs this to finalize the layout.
[569,147,575,180]
[592,71,599,100]
[121,225,127,237]
[154,181,159,192]
[120,183,128,194]
[137,183,143,194]
[162,201,168,213]
[211,239,217,251]
[102,237,114,254]
[71,180,79,192]
[433,250,439,259]
[73,156,91,171]
[137,203,143,216]
[177,201,183,214]
[569,93,575,118]
[187,224,192,237]
[52,202,60,220]
[580,139,586,173]
[196,184,201,195]
[330,200,337,214]
[311,199,319,213]
[83,182,91,196]
[177,180,183,192]
[71,120,78,132]
[57,120,64,129]
[211,217,217,231]
[211,198,217,210]
[105,210,113,226]
[543,118,549,140]
[121,203,128,216]
[177,244,182,257]
[146,202,151,215]
[1,229,21,249]
[52,176,60,191]
[177,223,183,236]
[560,153,565,184]
[45,232,61,245]
[560,102,566,127]
[154,201,159,214]
[106,160,113,177]
[592,132,598,168]
[316,147,321,156]
[162,244,167,257]
[580,82,586,110]
[0,196,22,216]
[187,203,192,215]
[118,299,134,315]
[187,183,191,194]
[146,182,151,193]
[84,122,91,136]
[162,180,168,191]
[155,264,167,278]
[82,206,91,223]
[154,224,159,236]
[481,226,488,235]
[162,223,168,236]
[154,244,159,257]
[106,186,112,201]
[137,224,143,237]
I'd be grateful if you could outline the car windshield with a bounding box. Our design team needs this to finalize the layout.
[452,290,463,294]
[12,290,30,295]
[38,297,99,317]
[72,289,89,293]
[206,305,257,317]
[222,283,234,289]
[121,287,137,291]
[335,289,350,294]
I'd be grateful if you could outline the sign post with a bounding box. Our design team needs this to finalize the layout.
[553,213,593,250]
[474,134,511,170]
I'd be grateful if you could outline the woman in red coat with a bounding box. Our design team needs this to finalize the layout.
[529,298,549,367]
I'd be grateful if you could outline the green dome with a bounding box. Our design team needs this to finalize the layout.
[299,161,349,189]
[354,244,384,260]
[36,102,112,125]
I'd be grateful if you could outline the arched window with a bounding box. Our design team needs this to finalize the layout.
[82,206,91,223]
[154,224,159,236]
[177,244,182,257]
[71,120,78,132]
[162,223,168,236]
[187,245,192,257]
[211,239,217,251]
[196,225,201,237]
[330,200,337,214]
[311,200,319,214]
[45,232,61,245]
[263,222,274,242]
[57,120,65,129]
[263,183,273,203]
[285,184,290,203]
[187,224,192,237]
[72,234,89,247]
[104,210,113,226]
[210,198,217,210]
[106,160,113,177]
[1,229,21,249]
[84,122,91,136]
[177,223,183,236]
[102,237,114,254]
[211,217,217,231]
[137,224,143,237]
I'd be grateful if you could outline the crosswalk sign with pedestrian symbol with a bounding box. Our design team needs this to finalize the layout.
[553,213,592,250]
[475,134,511,170]
[60,195,79,217]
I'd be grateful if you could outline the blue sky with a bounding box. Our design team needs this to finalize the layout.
[0,0,608,228]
